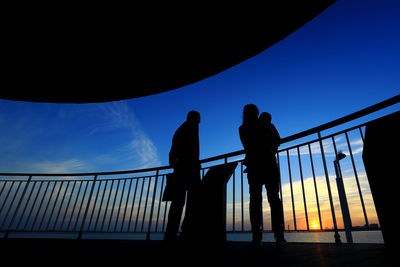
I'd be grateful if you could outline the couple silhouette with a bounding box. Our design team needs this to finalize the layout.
[164,105,286,246]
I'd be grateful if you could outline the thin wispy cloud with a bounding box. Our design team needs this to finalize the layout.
[94,102,161,170]
[28,159,87,173]
[0,101,161,173]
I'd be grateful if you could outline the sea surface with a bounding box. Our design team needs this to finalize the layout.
[4,230,384,244]
[227,231,384,244]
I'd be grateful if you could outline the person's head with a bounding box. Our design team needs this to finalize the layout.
[259,112,272,123]
[242,104,259,124]
[187,110,201,124]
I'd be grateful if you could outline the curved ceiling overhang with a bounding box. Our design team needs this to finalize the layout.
[1,2,335,103]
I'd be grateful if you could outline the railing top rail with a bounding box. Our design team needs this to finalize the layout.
[280,94,399,144]
[0,94,398,177]
[277,110,399,152]
[0,165,171,177]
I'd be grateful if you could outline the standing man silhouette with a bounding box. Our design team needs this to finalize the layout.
[239,105,285,246]
[164,110,201,242]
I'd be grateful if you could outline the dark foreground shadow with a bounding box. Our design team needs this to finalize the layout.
[0,238,388,266]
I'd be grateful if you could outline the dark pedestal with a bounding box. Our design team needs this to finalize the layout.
[197,162,237,244]
[363,111,399,248]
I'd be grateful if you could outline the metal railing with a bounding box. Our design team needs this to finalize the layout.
[1,95,399,242]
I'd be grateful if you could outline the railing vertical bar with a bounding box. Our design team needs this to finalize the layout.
[74,181,89,233]
[114,179,127,232]
[345,131,369,227]
[74,181,91,232]
[142,177,152,233]
[359,127,365,143]
[101,180,114,232]
[277,153,285,228]
[107,179,120,232]
[121,178,133,232]
[0,180,8,199]
[318,132,340,243]
[46,181,64,231]
[287,150,297,231]
[134,178,146,232]
[162,194,168,232]
[94,180,107,232]
[155,174,165,232]
[67,181,83,232]
[88,179,102,232]
[240,161,244,232]
[232,166,235,232]
[128,179,139,232]
[23,181,43,230]
[38,181,57,231]
[223,157,228,234]
[16,180,37,231]
[60,181,76,231]
[78,175,98,238]
[147,170,159,240]
[297,147,309,231]
[67,181,84,231]
[308,143,323,230]
[31,181,50,231]
[53,181,70,231]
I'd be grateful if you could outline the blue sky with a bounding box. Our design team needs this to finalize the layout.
[0,0,399,173]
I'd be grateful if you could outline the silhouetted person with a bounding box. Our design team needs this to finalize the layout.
[164,110,201,242]
[239,104,285,246]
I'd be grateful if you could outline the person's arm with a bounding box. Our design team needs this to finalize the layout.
[169,141,177,168]
[239,126,249,167]
[239,126,248,151]
[272,124,281,153]
[169,129,181,168]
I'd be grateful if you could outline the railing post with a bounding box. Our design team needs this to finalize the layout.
[277,153,285,230]
[298,147,309,231]
[78,175,98,239]
[345,132,369,227]
[146,170,159,241]
[318,132,341,244]
[232,163,235,232]
[308,143,323,231]
[240,161,244,232]
[287,150,297,231]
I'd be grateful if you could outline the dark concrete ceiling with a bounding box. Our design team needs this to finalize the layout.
[1,2,335,103]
